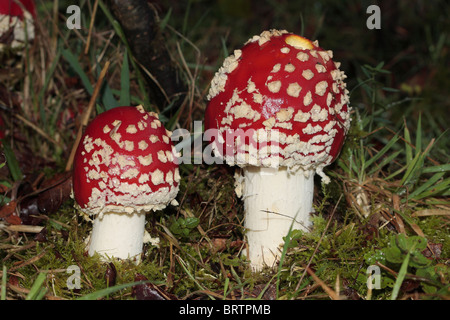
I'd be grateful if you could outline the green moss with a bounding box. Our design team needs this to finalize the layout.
[418,216,450,257]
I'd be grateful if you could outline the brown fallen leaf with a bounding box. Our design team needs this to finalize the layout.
[105,262,117,287]
[0,200,17,219]
[19,197,41,225]
[4,214,21,225]
[0,200,21,225]
[34,227,48,242]
[132,274,178,300]
[37,171,72,214]
[252,283,277,300]
[422,242,443,260]
[400,279,420,293]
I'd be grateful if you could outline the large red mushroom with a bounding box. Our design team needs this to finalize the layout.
[204,30,351,270]
[73,105,180,262]
[0,0,36,51]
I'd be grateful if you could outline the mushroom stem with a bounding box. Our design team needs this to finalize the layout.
[88,211,146,263]
[240,166,314,270]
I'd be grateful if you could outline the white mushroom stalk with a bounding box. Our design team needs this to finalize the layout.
[239,167,314,268]
[88,211,146,261]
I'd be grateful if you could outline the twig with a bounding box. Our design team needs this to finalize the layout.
[176,41,195,126]
[9,246,53,272]
[305,266,340,300]
[135,60,170,106]
[65,60,111,171]
[84,0,99,55]
[6,225,44,233]
[375,262,439,287]
[6,282,66,300]
[14,114,60,146]
[0,241,37,252]
[51,0,59,52]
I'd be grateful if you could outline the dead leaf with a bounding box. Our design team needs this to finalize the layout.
[0,200,17,218]
[0,200,21,225]
[34,227,48,242]
[412,209,450,217]
[37,172,72,214]
[5,214,21,225]
[105,262,117,287]
[132,274,177,300]
[422,243,443,260]
[400,279,420,293]
[253,283,277,300]
[19,197,41,225]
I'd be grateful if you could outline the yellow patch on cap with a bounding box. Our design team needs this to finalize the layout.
[285,35,314,50]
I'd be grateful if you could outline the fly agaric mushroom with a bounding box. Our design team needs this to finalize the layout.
[72,105,180,262]
[0,0,36,51]
[204,29,351,270]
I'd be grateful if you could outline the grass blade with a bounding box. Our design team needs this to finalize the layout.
[95,63,118,111]
[61,48,93,95]
[119,50,130,106]
[404,120,413,165]
[159,7,172,31]
[415,114,422,155]
[422,164,450,174]
[38,45,62,127]
[400,151,422,188]
[77,281,146,300]
[2,143,23,181]
[337,156,351,175]
[400,138,435,190]
[368,150,402,176]
[391,250,411,300]
[364,133,399,169]
[409,176,450,201]
[407,172,445,201]
[62,47,119,112]
[1,265,6,300]
[26,273,47,300]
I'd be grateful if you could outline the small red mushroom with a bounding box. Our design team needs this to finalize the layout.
[204,30,351,270]
[0,0,36,51]
[72,105,180,262]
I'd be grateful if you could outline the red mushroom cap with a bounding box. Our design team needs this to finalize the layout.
[73,105,180,217]
[0,0,36,49]
[204,30,351,179]
[0,0,36,19]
